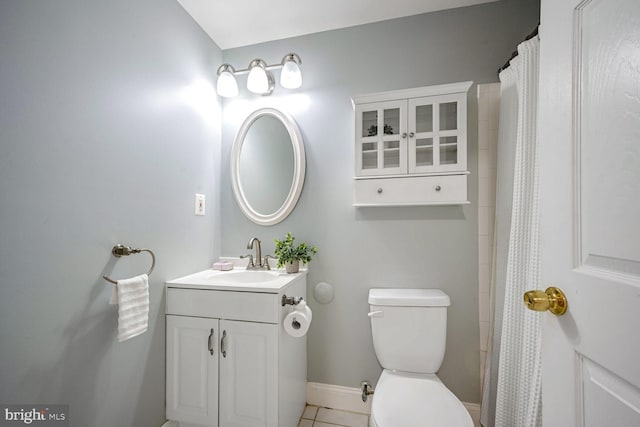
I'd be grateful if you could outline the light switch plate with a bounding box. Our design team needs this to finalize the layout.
[195,193,205,215]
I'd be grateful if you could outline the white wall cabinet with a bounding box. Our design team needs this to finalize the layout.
[353,81,472,206]
[165,275,306,427]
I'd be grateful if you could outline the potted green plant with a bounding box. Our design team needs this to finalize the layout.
[274,232,317,273]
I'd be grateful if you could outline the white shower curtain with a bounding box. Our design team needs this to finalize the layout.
[481,36,541,427]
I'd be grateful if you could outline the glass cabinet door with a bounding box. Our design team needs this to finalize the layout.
[355,100,407,176]
[409,100,435,171]
[408,93,466,173]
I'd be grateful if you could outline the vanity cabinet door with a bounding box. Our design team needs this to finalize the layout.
[355,100,407,177]
[166,315,219,427]
[219,320,278,427]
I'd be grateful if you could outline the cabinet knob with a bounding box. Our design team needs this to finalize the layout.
[377,188,383,194]
[402,132,407,139]
[409,132,415,138]
[435,185,442,191]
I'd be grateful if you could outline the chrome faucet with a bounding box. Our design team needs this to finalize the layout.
[242,237,272,270]
[248,237,262,268]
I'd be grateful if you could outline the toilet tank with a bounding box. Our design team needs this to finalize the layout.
[368,289,450,374]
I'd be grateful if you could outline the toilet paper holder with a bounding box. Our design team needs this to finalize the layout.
[282,295,303,307]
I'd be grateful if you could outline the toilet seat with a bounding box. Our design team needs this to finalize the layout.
[369,370,473,427]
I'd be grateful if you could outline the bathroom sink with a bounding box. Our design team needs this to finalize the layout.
[201,270,281,284]
[166,266,305,293]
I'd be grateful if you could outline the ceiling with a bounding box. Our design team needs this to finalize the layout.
[177,0,499,50]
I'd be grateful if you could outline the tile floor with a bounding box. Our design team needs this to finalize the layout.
[299,405,369,427]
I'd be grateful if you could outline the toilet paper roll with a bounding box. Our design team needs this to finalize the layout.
[284,306,311,338]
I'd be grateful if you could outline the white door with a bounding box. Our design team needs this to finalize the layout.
[166,315,219,426]
[538,0,640,425]
[219,320,278,427]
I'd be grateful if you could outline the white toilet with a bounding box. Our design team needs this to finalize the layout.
[368,288,473,427]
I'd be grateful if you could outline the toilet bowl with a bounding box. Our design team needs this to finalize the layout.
[368,289,472,427]
[369,370,472,427]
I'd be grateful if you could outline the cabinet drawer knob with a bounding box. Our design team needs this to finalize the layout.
[435,185,442,191]
[377,188,383,194]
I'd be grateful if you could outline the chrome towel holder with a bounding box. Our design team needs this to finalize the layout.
[103,244,156,284]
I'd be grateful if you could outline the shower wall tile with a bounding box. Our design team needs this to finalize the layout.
[477,83,500,397]
[478,178,492,206]
[478,206,491,236]
[479,235,491,265]
[479,120,491,149]
[479,262,491,295]
[479,292,490,322]
[479,321,490,352]
[478,150,491,178]
[479,351,488,394]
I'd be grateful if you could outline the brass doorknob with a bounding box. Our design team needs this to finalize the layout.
[523,287,568,316]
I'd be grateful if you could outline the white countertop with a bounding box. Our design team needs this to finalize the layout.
[166,267,307,293]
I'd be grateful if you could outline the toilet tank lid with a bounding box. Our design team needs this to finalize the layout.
[368,289,451,307]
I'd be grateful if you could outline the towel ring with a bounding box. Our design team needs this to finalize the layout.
[103,244,156,284]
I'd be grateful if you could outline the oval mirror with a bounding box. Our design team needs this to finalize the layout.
[231,108,306,226]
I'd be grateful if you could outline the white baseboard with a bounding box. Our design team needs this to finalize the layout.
[306,381,481,426]
[306,382,372,414]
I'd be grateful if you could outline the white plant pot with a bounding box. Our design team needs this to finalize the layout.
[285,260,300,274]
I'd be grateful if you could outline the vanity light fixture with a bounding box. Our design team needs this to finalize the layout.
[246,59,275,95]
[215,53,302,97]
[216,64,239,98]
[280,53,302,89]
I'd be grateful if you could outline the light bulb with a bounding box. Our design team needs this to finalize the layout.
[280,57,302,89]
[247,60,269,94]
[216,69,238,98]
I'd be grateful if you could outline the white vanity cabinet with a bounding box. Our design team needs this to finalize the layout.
[166,315,220,426]
[165,271,307,427]
[353,81,472,206]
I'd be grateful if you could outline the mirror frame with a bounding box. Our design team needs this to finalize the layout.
[230,107,306,226]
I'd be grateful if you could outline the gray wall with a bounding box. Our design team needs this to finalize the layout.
[0,1,221,426]
[220,0,539,404]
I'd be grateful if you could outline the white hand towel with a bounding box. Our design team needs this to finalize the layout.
[109,274,149,342]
